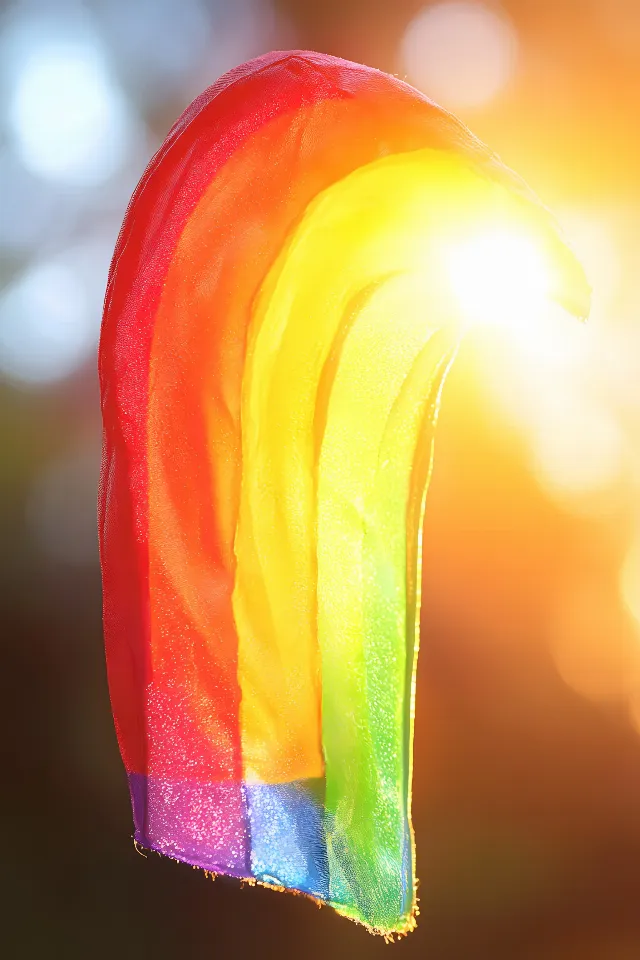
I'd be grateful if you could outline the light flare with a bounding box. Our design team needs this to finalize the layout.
[445,226,552,331]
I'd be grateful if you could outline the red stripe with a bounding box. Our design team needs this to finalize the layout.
[98,51,508,778]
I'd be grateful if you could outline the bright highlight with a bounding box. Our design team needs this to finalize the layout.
[446,227,552,329]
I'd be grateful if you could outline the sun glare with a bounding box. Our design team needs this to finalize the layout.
[445,227,551,330]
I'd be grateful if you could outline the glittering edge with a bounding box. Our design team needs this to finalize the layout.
[130,837,419,939]
[402,345,459,936]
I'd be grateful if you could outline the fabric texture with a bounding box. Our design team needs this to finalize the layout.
[98,50,589,935]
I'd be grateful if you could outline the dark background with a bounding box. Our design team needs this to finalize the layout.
[2,1,640,957]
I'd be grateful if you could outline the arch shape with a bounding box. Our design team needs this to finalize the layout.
[98,51,589,935]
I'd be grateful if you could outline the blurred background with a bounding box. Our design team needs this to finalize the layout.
[1,0,639,957]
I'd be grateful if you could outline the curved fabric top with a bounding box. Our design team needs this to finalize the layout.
[99,51,589,936]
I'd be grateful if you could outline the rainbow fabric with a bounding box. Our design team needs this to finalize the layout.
[99,51,589,935]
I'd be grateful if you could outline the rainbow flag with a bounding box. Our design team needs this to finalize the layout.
[99,51,589,936]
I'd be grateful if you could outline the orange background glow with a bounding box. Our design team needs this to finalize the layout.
[1,1,639,957]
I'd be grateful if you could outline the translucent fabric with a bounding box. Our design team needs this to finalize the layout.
[98,51,589,935]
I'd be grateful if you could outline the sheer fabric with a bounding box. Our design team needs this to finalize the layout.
[99,51,589,935]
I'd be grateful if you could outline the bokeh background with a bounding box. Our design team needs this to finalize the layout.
[2,0,640,957]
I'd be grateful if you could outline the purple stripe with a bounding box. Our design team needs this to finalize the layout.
[128,774,330,898]
[128,773,250,875]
